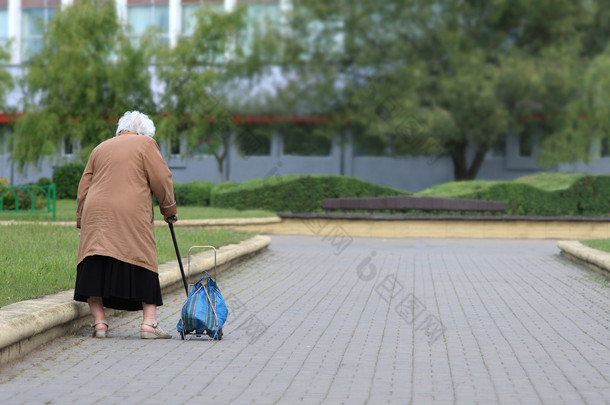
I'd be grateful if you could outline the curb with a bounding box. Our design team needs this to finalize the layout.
[0,235,271,367]
[557,240,610,278]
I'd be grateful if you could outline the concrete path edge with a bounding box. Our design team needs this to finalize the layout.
[557,240,610,278]
[0,235,271,367]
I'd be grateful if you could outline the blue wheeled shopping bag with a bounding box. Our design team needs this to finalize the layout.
[177,272,228,340]
[167,222,228,341]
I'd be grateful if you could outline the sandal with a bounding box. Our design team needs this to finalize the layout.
[140,321,171,339]
[91,321,109,338]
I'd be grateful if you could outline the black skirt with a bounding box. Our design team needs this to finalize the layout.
[74,255,163,311]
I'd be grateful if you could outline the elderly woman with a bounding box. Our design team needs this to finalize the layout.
[74,111,177,339]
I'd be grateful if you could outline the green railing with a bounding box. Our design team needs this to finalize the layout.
[0,184,57,221]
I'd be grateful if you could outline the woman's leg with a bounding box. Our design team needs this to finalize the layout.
[88,296,108,330]
[140,302,171,339]
[141,302,157,332]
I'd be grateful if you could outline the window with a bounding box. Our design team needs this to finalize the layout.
[518,133,534,157]
[63,137,73,156]
[21,0,60,61]
[283,0,343,61]
[182,0,224,36]
[601,137,610,158]
[282,125,332,156]
[170,136,181,155]
[0,124,9,153]
[303,18,343,59]
[489,139,506,157]
[234,123,271,156]
[354,134,387,157]
[127,0,170,46]
[240,1,282,56]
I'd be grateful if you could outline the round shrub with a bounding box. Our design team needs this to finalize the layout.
[211,175,409,213]
[174,181,215,206]
[52,163,86,199]
[456,175,610,217]
[210,181,238,206]
[36,177,53,187]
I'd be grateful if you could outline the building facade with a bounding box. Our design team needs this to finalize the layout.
[1,0,609,192]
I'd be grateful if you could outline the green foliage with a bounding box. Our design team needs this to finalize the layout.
[155,6,263,182]
[514,173,587,191]
[11,0,155,170]
[211,175,409,212]
[174,181,215,206]
[233,123,273,156]
[52,163,85,199]
[416,173,587,197]
[415,180,500,198]
[0,183,53,212]
[8,0,610,184]
[209,181,239,208]
[418,174,610,217]
[36,177,53,187]
[0,177,54,212]
[281,125,334,156]
[0,224,254,307]
[467,183,568,216]
[0,199,276,222]
[215,181,239,191]
[266,0,610,180]
[0,40,14,118]
[580,239,610,254]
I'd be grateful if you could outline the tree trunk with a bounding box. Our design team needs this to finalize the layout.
[450,141,468,181]
[216,157,225,183]
[449,141,490,181]
[214,134,230,183]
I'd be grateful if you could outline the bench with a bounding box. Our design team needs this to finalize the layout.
[321,195,506,214]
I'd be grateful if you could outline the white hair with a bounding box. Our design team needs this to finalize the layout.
[116,111,156,137]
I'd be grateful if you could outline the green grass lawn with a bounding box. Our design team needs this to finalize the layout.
[414,172,586,198]
[0,199,277,222]
[581,239,610,253]
[513,173,587,192]
[414,179,497,197]
[0,224,254,308]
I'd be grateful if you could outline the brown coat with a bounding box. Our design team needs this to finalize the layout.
[76,132,177,273]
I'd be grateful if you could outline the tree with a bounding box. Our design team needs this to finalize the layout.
[155,6,265,182]
[268,0,605,180]
[0,41,15,136]
[0,43,13,114]
[403,0,587,179]
[10,0,155,170]
[557,1,610,166]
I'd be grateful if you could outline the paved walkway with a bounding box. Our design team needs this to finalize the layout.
[0,236,608,404]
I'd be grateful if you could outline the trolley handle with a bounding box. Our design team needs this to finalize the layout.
[187,245,218,286]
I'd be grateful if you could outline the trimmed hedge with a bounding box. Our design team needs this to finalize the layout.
[53,162,216,207]
[210,175,409,212]
[52,163,86,199]
[174,181,215,206]
[209,173,610,216]
[446,175,610,216]
[51,163,610,216]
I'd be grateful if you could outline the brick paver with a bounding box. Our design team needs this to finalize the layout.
[0,236,608,404]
